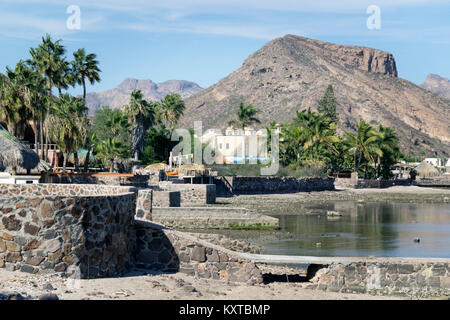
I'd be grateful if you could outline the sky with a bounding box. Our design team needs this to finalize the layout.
[0,0,449,95]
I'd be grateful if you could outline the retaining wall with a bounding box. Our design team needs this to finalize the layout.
[136,189,153,220]
[0,184,137,278]
[309,259,450,297]
[152,207,279,229]
[44,173,150,188]
[334,178,412,189]
[134,220,263,284]
[216,176,335,195]
[152,191,181,208]
[158,182,216,205]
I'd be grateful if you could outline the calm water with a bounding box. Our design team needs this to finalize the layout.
[264,201,450,258]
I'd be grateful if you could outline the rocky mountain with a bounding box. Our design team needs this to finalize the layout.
[85,78,202,116]
[181,35,450,157]
[420,74,450,100]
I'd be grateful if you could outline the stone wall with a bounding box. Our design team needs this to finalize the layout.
[152,191,181,208]
[216,176,335,195]
[136,189,153,220]
[44,173,150,188]
[158,182,216,205]
[134,220,263,284]
[334,177,412,189]
[0,184,137,278]
[355,179,412,189]
[152,207,279,229]
[308,259,450,297]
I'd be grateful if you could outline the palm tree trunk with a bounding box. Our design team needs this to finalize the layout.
[82,77,86,101]
[83,147,91,172]
[74,151,79,171]
[63,153,68,173]
[40,119,44,160]
[109,159,114,173]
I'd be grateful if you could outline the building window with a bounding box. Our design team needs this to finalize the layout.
[226,143,230,149]
[219,143,222,149]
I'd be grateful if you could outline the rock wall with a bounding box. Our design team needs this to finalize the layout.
[334,178,412,189]
[134,220,263,284]
[309,260,450,297]
[152,207,279,229]
[44,173,150,188]
[158,182,216,205]
[136,189,153,220]
[0,184,137,278]
[152,191,181,208]
[216,176,335,195]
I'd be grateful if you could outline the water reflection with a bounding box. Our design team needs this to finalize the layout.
[266,201,450,258]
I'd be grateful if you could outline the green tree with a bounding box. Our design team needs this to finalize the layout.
[158,93,185,129]
[376,125,400,179]
[317,85,338,123]
[124,90,156,161]
[28,34,66,161]
[71,48,101,102]
[95,137,129,172]
[228,102,261,130]
[343,119,383,178]
[48,94,87,171]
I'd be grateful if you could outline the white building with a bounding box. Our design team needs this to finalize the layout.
[201,126,271,165]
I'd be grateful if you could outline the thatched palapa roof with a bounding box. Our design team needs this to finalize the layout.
[0,124,40,172]
[414,160,440,178]
[145,162,168,171]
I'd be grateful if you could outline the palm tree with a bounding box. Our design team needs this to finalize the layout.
[1,61,48,150]
[48,94,87,172]
[281,108,339,168]
[71,48,101,102]
[343,119,383,177]
[95,137,128,172]
[124,90,155,161]
[375,125,399,178]
[105,108,131,138]
[158,93,185,129]
[28,34,66,162]
[228,102,261,131]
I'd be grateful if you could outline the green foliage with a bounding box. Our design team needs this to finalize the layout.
[279,85,401,178]
[228,102,261,130]
[95,137,129,172]
[317,84,338,123]
[157,93,185,129]
[141,125,175,165]
[91,106,130,142]
[48,94,87,170]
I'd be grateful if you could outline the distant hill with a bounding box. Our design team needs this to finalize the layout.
[180,35,450,157]
[420,73,450,100]
[85,78,203,116]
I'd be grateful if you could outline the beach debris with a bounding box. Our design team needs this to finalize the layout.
[413,237,421,243]
[114,289,134,297]
[38,293,59,300]
[42,283,55,291]
[182,285,197,293]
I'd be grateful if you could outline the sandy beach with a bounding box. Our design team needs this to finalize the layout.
[0,267,401,300]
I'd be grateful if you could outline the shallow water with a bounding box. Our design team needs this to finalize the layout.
[264,201,450,258]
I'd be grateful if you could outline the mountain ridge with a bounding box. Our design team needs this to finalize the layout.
[85,78,203,116]
[420,73,450,100]
[180,35,450,157]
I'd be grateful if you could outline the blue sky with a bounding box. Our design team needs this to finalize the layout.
[0,0,449,95]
